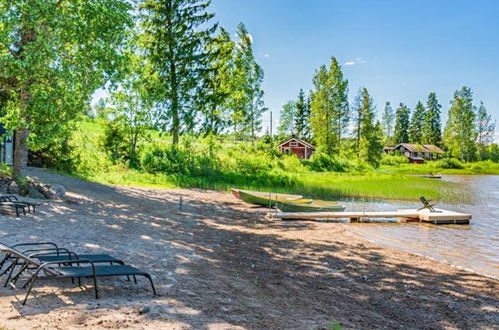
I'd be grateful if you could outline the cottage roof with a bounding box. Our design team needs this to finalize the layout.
[278,138,316,149]
[392,143,444,154]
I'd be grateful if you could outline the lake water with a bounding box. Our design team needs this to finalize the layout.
[344,175,499,279]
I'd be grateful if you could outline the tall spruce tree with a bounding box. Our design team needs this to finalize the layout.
[475,102,496,160]
[310,57,349,155]
[409,101,425,143]
[422,92,442,146]
[381,101,395,144]
[294,89,311,139]
[394,103,410,144]
[0,0,132,178]
[140,0,217,145]
[444,87,477,162]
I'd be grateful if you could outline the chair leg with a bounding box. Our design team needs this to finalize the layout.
[22,276,37,306]
[4,261,18,287]
[133,275,137,284]
[92,275,99,299]
[144,275,157,296]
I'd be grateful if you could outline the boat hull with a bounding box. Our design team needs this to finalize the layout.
[277,201,346,212]
[236,190,304,207]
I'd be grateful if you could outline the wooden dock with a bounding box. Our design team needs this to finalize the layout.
[270,208,472,225]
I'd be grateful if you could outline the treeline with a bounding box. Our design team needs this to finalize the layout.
[278,57,497,166]
[0,0,267,177]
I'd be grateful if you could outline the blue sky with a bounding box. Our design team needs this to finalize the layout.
[211,0,499,137]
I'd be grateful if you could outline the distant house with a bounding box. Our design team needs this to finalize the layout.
[278,138,315,159]
[384,143,444,163]
[0,123,14,166]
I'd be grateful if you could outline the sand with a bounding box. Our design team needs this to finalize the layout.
[0,168,497,329]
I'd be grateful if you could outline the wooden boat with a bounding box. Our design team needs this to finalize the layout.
[420,174,442,179]
[236,189,305,207]
[276,199,346,212]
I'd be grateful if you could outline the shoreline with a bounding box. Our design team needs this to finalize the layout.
[0,168,497,329]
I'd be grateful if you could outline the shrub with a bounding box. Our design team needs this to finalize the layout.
[141,144,192,175]
[433,158,464,169]
[304,153,352,172]
[380,154,409,166]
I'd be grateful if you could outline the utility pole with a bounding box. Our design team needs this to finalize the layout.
[269,110,273,140]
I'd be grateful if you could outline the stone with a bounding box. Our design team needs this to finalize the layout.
[7,181,19,194]
[52,184,66,199]
[137,306,151,315]
[41,187,58,200]
[28,187,46,199]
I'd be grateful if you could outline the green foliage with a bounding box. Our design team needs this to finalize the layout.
[380,154,409,165]
[422,93,442,146]
[294,89,311,139]
[444,87,477,161]
[310,57,349,155]
[433,158,464,169]
[0,0,133,177]
[409,101,425,143]
[381,101,395,144]
[140,0,216,144]
[278,101,296,136]
[304,153,352,172]
[475,102,495,160]
[394,103,410,144]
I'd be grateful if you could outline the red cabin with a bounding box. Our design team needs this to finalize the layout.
[278,138,315,159]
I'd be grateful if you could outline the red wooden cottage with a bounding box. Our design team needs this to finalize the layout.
[278,138,315,159]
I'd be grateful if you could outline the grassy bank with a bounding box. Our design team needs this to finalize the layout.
[66,120,481,204]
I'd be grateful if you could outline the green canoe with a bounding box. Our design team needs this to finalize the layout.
[236,190,308,207]
[276,199,346,212]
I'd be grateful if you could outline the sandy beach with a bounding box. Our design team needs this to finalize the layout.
[0,168,497,329]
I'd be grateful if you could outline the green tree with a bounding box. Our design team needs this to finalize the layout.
[409,101,425,143]
[444,87,477,162]
[394,103,410,144]
[294,89,311,139]
[199,28,236,135]
[0,0,132,178]
[381,101,395,144]
[352,88,382,166]
[103,56,153,167]
[422,92,442,146]
[310,57,349,155]
[278,101,296,136]
[140,0,216,145]
[232,23,266,144]
[475,102,495,160]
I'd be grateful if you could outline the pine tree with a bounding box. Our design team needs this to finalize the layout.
[475,102,496,160]
[394,103,410,144]
[140,0,217,145]
[381,102,395,144]
[444,87,477,162]
[294,89,311,139]
[310,57,349,155]
[278,101,296,136]
[409,101,425,143]
[422,92,442,146]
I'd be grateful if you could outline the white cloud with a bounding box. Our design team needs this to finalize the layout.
[344,61,355,66]
[264,53,270,58]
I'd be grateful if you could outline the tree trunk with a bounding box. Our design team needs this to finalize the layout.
[13,128,29,179]
[171,62,179,145]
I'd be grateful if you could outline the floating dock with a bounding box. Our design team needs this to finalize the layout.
[270,208,471,225]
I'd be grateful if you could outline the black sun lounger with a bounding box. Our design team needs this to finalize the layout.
[0,242,125,287]
[0,246,157,305]
[0,196,36,216]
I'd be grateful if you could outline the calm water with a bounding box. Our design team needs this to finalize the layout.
[344,175,499,279]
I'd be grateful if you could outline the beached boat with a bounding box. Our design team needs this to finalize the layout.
[276,199,346,212]
[235,189,306,207]
[420,174,442,179]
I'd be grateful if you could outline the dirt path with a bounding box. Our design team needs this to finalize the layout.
[0,168,497,329]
